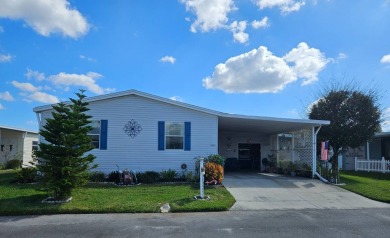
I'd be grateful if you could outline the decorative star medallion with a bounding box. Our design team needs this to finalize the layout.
[123,119,142,138]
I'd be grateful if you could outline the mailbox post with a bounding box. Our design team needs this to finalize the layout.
[199,157,205,199]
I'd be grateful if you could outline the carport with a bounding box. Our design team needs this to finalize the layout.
[217,114,329,177]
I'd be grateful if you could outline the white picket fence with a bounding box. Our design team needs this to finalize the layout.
[355,157,390,173]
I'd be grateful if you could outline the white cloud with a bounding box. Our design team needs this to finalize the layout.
[203,46,296,93]
[12,81,41,92]
[27,91,59,104]
[283,42,328,85]
[251,17,270,29]
[48,72,115,95]
[0,91,14,101]
[338,53,347,60]
[0,103,4,110]
[180,0,235,32]
[253,0,306,14]
[0,0,89,38]
[0,54,12,62]
[380,54,390,64]
[25,68,45,81]
[80,54,96,62]
[160,56,176,64]
[203,42,329,93]
[328,52,347,64]
[169,96,184,102]
[229,21,249,44]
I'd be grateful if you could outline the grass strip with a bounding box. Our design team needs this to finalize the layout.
[0,170,235,215]
[339,171,390,203]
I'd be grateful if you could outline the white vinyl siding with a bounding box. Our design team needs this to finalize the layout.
[38,95,218,173]
[0,129,38,166]
[22,133,39,166]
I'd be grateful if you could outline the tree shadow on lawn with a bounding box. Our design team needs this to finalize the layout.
[341,171,390,181]
[0,194,63,216]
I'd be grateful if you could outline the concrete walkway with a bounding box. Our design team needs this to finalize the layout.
[223,172,390,210]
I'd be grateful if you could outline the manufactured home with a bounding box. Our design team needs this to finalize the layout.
[341,132,390,170]
[0,125,38,166]
[33,90,329,176]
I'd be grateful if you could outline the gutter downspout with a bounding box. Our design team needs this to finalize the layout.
[312,126,322,178]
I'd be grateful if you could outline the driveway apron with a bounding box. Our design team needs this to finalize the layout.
[223,172,390,211]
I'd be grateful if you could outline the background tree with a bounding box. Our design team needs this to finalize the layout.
[36,90,96,200]
[308,84,381,183]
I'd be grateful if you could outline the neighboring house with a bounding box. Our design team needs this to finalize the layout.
[33,89,329,176]
[0,125,38,166]
[341,132,390,170]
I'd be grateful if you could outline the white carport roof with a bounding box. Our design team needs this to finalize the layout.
[0,125,38,134]
[218,113,329,135]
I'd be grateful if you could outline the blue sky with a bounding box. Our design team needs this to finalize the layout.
[0,0,389,132]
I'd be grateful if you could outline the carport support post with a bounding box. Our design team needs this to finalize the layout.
[312,126,322,178]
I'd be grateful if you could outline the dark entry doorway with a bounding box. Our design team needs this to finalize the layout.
[238,143,261,170]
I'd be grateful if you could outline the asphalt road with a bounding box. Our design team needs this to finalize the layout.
[1,209,389,238]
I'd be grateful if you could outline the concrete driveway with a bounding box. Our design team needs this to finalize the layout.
[223,172,390,210]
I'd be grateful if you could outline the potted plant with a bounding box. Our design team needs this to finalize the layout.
[261,158,269,172]
[277,161,284,174]
[288,161,297,176]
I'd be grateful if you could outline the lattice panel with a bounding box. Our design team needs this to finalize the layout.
[291,129,313,169]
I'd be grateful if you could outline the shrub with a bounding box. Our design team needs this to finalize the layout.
[0,163,4,170]
[16,167,38,183]
[288,161,298,171]
[185,171,198,183]
[207,154,225,166]
[137,171,160,184]
[205,162,224,184]
[5,159,22,170]
[160,169,177,182]
[194,154,225,174]
[89,171,106,182]
[108,171,121,183]
[278,160,290,170]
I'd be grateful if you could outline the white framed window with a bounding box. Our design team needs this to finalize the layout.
[165,122,184,150]
[88,120,101,149]
[32,141,38,151]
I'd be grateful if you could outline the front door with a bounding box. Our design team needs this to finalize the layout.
[238,143,261,170]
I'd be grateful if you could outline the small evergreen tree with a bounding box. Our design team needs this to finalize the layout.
[36,90,96,200]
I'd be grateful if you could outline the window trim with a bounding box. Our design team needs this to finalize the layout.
[165,122,184,150]
[88,120,101,149]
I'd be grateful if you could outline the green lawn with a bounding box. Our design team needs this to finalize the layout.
[339,171,390,203]
[0,170,235,215]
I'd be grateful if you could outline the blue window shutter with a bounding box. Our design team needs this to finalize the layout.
[158,121,165,150]
[100,120,108,150]
[184,122,191,151]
